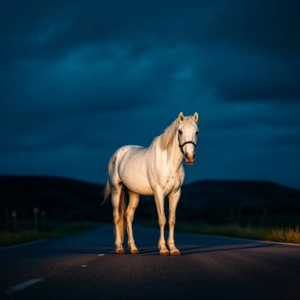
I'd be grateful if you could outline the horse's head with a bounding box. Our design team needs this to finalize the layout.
[177,112,199,166]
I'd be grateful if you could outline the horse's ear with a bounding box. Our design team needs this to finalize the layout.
[193,112,198,122]
[178,112,184,122]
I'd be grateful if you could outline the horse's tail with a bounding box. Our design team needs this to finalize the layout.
[103,178,111,204]
[118,187,127,244]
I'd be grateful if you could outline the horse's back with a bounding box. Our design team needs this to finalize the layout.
[111,145,145,165]
[118,145,144,155]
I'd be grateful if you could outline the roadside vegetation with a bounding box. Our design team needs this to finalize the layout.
[174,221,300,244]
[139,219,300,244]
[0,220,102,247]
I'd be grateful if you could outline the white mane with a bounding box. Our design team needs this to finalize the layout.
[159,119,180,151]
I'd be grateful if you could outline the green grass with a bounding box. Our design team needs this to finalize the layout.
[0,221,102,247]
[138,220,300,244]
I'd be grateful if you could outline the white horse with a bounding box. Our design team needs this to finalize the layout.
[103,112,199,255]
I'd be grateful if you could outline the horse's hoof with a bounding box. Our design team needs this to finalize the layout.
[115,248,125,254]
[170,249,181,256]
[159,249,170,256]
[130,248,139,254]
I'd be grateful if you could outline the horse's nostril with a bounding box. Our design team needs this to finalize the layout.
[185,153,188,159]
[193,154,196,159]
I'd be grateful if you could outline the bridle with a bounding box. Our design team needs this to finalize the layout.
[177,122,198,155]
[178,140,197,155]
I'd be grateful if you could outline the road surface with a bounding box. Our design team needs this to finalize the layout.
[1,224,300,300]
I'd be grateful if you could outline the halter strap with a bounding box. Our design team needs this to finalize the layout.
[178,141,197,155]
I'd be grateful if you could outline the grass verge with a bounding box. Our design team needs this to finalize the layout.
[138,220,300,244]
[0,221,102,247]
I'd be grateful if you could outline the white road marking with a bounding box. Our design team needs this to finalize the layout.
[0,239,48,249]
[81,265,87,267]
[98,254,105,256]
[5,278,43,295]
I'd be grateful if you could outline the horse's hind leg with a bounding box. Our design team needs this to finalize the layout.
[112,184,125,254]
[126,191,139,254]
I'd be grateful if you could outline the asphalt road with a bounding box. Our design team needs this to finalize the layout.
[1,224,300,300]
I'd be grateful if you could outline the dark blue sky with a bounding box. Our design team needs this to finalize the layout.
[1,0,300,187]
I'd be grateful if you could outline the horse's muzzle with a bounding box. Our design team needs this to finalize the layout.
[185,153,195,165]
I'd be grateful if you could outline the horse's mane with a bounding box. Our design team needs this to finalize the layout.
[155,116,196,151]
[159,118,180,151]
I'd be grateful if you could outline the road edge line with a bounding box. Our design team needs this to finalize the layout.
[0,239,48,249]
[196,233,300,247]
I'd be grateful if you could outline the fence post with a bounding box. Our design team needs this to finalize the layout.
[11,210,17,232]
[33,207,39,230]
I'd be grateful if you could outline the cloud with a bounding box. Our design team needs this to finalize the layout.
[3,1,299,60]
[2,0,299,104]
[199,51,300,102]
[0,0,299,187]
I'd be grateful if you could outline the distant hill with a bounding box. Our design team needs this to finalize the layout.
[179,180,300,221]
[0,175,299,224]
[181,179,300,207]
[0,175,107,220]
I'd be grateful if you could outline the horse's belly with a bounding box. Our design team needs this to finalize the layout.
[118,150,154,195]
[121,175,154,195]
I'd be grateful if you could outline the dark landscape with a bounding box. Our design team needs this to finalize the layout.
[1,175,300,227]
[1,0,300,298]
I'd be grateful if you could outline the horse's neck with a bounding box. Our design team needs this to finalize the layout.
[164,135,183,170]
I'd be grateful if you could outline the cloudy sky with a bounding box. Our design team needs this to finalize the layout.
[1,0,300,188]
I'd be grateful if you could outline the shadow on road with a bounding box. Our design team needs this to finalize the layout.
[63,243,278,256]
[137,243,276,256]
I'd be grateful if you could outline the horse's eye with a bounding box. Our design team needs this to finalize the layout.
[196,131,199,135]
[178,130,182,135]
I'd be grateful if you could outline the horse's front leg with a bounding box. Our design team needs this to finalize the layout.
[154,188,169,255]
[168,189,181,255]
